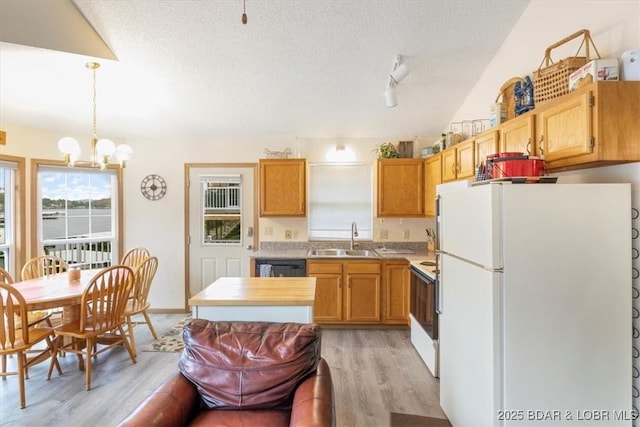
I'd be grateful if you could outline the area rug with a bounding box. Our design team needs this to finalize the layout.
[142,316,191,352]
[390,412,452,427]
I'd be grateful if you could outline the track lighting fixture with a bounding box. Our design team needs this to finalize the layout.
[384,55,410,108]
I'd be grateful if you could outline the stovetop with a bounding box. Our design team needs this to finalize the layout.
[409,259,437,280]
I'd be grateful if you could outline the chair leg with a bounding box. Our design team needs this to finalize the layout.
[85,337,93,391]
[1,354,6,380]
[47,336,59,380]
[126,315,137,357]
[119,325,137,364]
[17,351,26,409]
[142,311,158,339]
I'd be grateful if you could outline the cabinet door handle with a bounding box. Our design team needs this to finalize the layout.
[526,138,531,155]
[539,135,544,156]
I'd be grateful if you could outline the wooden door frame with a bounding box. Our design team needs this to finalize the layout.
[183,162,259,311]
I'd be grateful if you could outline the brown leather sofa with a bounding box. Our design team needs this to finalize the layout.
[118,320,335,427]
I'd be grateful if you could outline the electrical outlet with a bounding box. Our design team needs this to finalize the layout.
[292,230,299,239]
[380,229,389,240]
[403,230,410,239]
[285,230,292,240]
[265,226,273,236]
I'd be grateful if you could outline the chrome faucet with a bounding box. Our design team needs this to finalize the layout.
[350,222,359,250]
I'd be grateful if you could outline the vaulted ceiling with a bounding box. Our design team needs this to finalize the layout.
[0,0,529,141]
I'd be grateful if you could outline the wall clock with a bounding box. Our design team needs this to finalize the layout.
[140,174,167,201]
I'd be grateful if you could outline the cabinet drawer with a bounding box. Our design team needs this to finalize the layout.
[345,262,381,274]
[308,262,343,274]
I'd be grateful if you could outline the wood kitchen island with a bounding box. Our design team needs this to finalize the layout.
[188,277,316,323]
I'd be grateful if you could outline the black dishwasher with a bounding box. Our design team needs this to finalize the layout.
[255,259,307,277]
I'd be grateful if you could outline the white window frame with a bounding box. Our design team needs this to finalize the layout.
[308,162,373,241]
[0,160,18,276]
[36,165,120,269]
[200,174,243,246]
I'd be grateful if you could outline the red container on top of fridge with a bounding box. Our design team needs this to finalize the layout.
[486,154,546,179]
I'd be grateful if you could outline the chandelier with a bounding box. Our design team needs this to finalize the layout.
[58,62,132,169]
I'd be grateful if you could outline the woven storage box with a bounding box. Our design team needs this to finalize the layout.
[533,29,601,105]
[495,77,525,121]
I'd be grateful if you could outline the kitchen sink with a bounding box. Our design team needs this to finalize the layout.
[308,248,378,258]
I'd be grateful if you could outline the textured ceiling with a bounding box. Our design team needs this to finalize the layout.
[0,0,529,141]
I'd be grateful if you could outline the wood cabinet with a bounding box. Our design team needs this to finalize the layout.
[308,260,381,324]
[382,260,410,324]
[499,114,535,155]
[424,154,442,217]
[536,81,640,171]
[259,159,306,217]
[474,130,499,168]
[377,159,424,217]
[441,139,475,182]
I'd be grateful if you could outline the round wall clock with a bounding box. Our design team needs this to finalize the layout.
[140,174,167,201]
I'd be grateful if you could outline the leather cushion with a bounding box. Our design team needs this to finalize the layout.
[179,319,321,410]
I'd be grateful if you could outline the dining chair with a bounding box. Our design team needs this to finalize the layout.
[0,267,54,379]
[0,283,62,408]
[120,247,151,270]
[20,255,69,280]
[124,256,159,356]
[20,255,69,324]
[48,265,136,390]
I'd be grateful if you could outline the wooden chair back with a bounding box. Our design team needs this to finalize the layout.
[21,255,68,281]
[130,256,158,312]
[0,283,30,352]
[121,247,151,270]
[79,265,134,333]
[0,268,14,285]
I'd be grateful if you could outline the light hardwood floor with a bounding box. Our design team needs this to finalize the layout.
[0,314,446,426]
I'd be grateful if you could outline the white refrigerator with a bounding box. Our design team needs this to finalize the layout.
[437,182,632,426]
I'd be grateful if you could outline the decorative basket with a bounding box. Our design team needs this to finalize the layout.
[495,77,525,120]
[532,29,601,105]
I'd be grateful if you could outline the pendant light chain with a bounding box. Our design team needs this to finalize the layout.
[91,63,98,140]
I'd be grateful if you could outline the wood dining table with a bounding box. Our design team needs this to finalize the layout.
[11,268,103,323]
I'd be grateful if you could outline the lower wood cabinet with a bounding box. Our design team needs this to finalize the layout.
[308,259,409,325]
[308,260,381,324]
[382,260,410,325]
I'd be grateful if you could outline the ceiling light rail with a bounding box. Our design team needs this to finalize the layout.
[384,55,410,108]
[58,62,132,170]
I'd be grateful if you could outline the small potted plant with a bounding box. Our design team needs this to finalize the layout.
[375,142,400,159]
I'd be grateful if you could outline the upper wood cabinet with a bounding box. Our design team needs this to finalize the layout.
[424,154,442,217]
[474,130,499,168]
[499,114,535,155]
[259,159,306,217]
[441,139,475,182]
[377,159,424,217]
[536,81,640,171]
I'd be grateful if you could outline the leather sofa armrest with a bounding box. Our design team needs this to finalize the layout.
[118,372,200,427]
[289,358,335,427]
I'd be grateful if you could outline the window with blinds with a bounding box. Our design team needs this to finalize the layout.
[200,175,242,245]
[308,163,373,241]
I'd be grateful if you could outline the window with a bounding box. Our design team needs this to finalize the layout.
[0,160,17,275]
[200,175,242,245]
[308,163,373,240]
[37,165,118,269]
